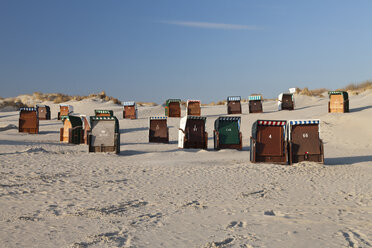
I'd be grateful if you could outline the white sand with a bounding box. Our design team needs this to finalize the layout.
[1,93,372,248]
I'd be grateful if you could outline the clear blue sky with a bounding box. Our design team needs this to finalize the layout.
[1,0,372,103]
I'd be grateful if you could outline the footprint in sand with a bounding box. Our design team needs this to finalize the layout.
[227,221,247,229]
[340,229,371,248]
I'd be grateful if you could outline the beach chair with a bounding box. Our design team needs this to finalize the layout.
[149,117,169,143]
[186,100,201,116]
[19,107,39,134]
[278,93,294,110]
[165,99,181,117]
[250,120,287,164]
[248,95,263,113]
[287,120,324,165]
[58,104,73,120]
[328,91,349,113]
[88,116,120,153]
[36,105,51,120]
[227,96,242,114]
[123,102,137,119]
[94,109,114,117]
[178,116,208,149]
[214,117,242,150]
[80,115,91,145]
[60,115,83,144]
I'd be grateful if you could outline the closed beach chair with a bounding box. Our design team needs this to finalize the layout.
[19,107,39,134]
[165,99,181,117]
[178,116,207,149]
[186,100,201,116]
[214,117,242,150]
[250,120,287,164]
[278,93,294,110]
[248,95,263,113]
[88,116,120,153]
[287,120,324,165]
[123,102,137,119]
[149,117,169,143]
[36,105,51,120]
[227,96,242,114]
[328,91,349,113]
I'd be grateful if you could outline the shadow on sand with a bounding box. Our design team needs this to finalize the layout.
[350,105,372,113]
[294,104,323,111]
[120,127,148,133]
[0,139,59,146]
[118,150,150,156]
[0,113,18,118]
[38,131,60,135]
[325,155,372,165]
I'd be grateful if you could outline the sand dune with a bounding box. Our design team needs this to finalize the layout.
[1,92,372,247]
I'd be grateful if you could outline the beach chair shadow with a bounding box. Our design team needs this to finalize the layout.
[325,155,372,165]
[120,127,148,133]
[349,105,372,112]
[0,113,18,118]
[118,150,149,156]
[38,130,60,134]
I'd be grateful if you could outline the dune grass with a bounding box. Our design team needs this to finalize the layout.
[0,91,122,109]
[338,81,372,94]
[295,87,328,97]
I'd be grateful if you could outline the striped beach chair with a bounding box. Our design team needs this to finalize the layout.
[250,120,287,164]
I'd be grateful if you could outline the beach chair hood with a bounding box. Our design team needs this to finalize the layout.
[227,96,241,102]
[287,119,320,141]
[248,95,262,101]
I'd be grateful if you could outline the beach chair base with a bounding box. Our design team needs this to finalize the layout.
[183,132,208,149]
[227,110,242,115]
[149,130,169,144]
[250,137,287,164]
[19,128,39,134]
[88,134,120,154]
[288,140,324,165]
[123,111,137,119]
[214,131,242,150]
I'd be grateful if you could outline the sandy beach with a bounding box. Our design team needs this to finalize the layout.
[1,93,372,248]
